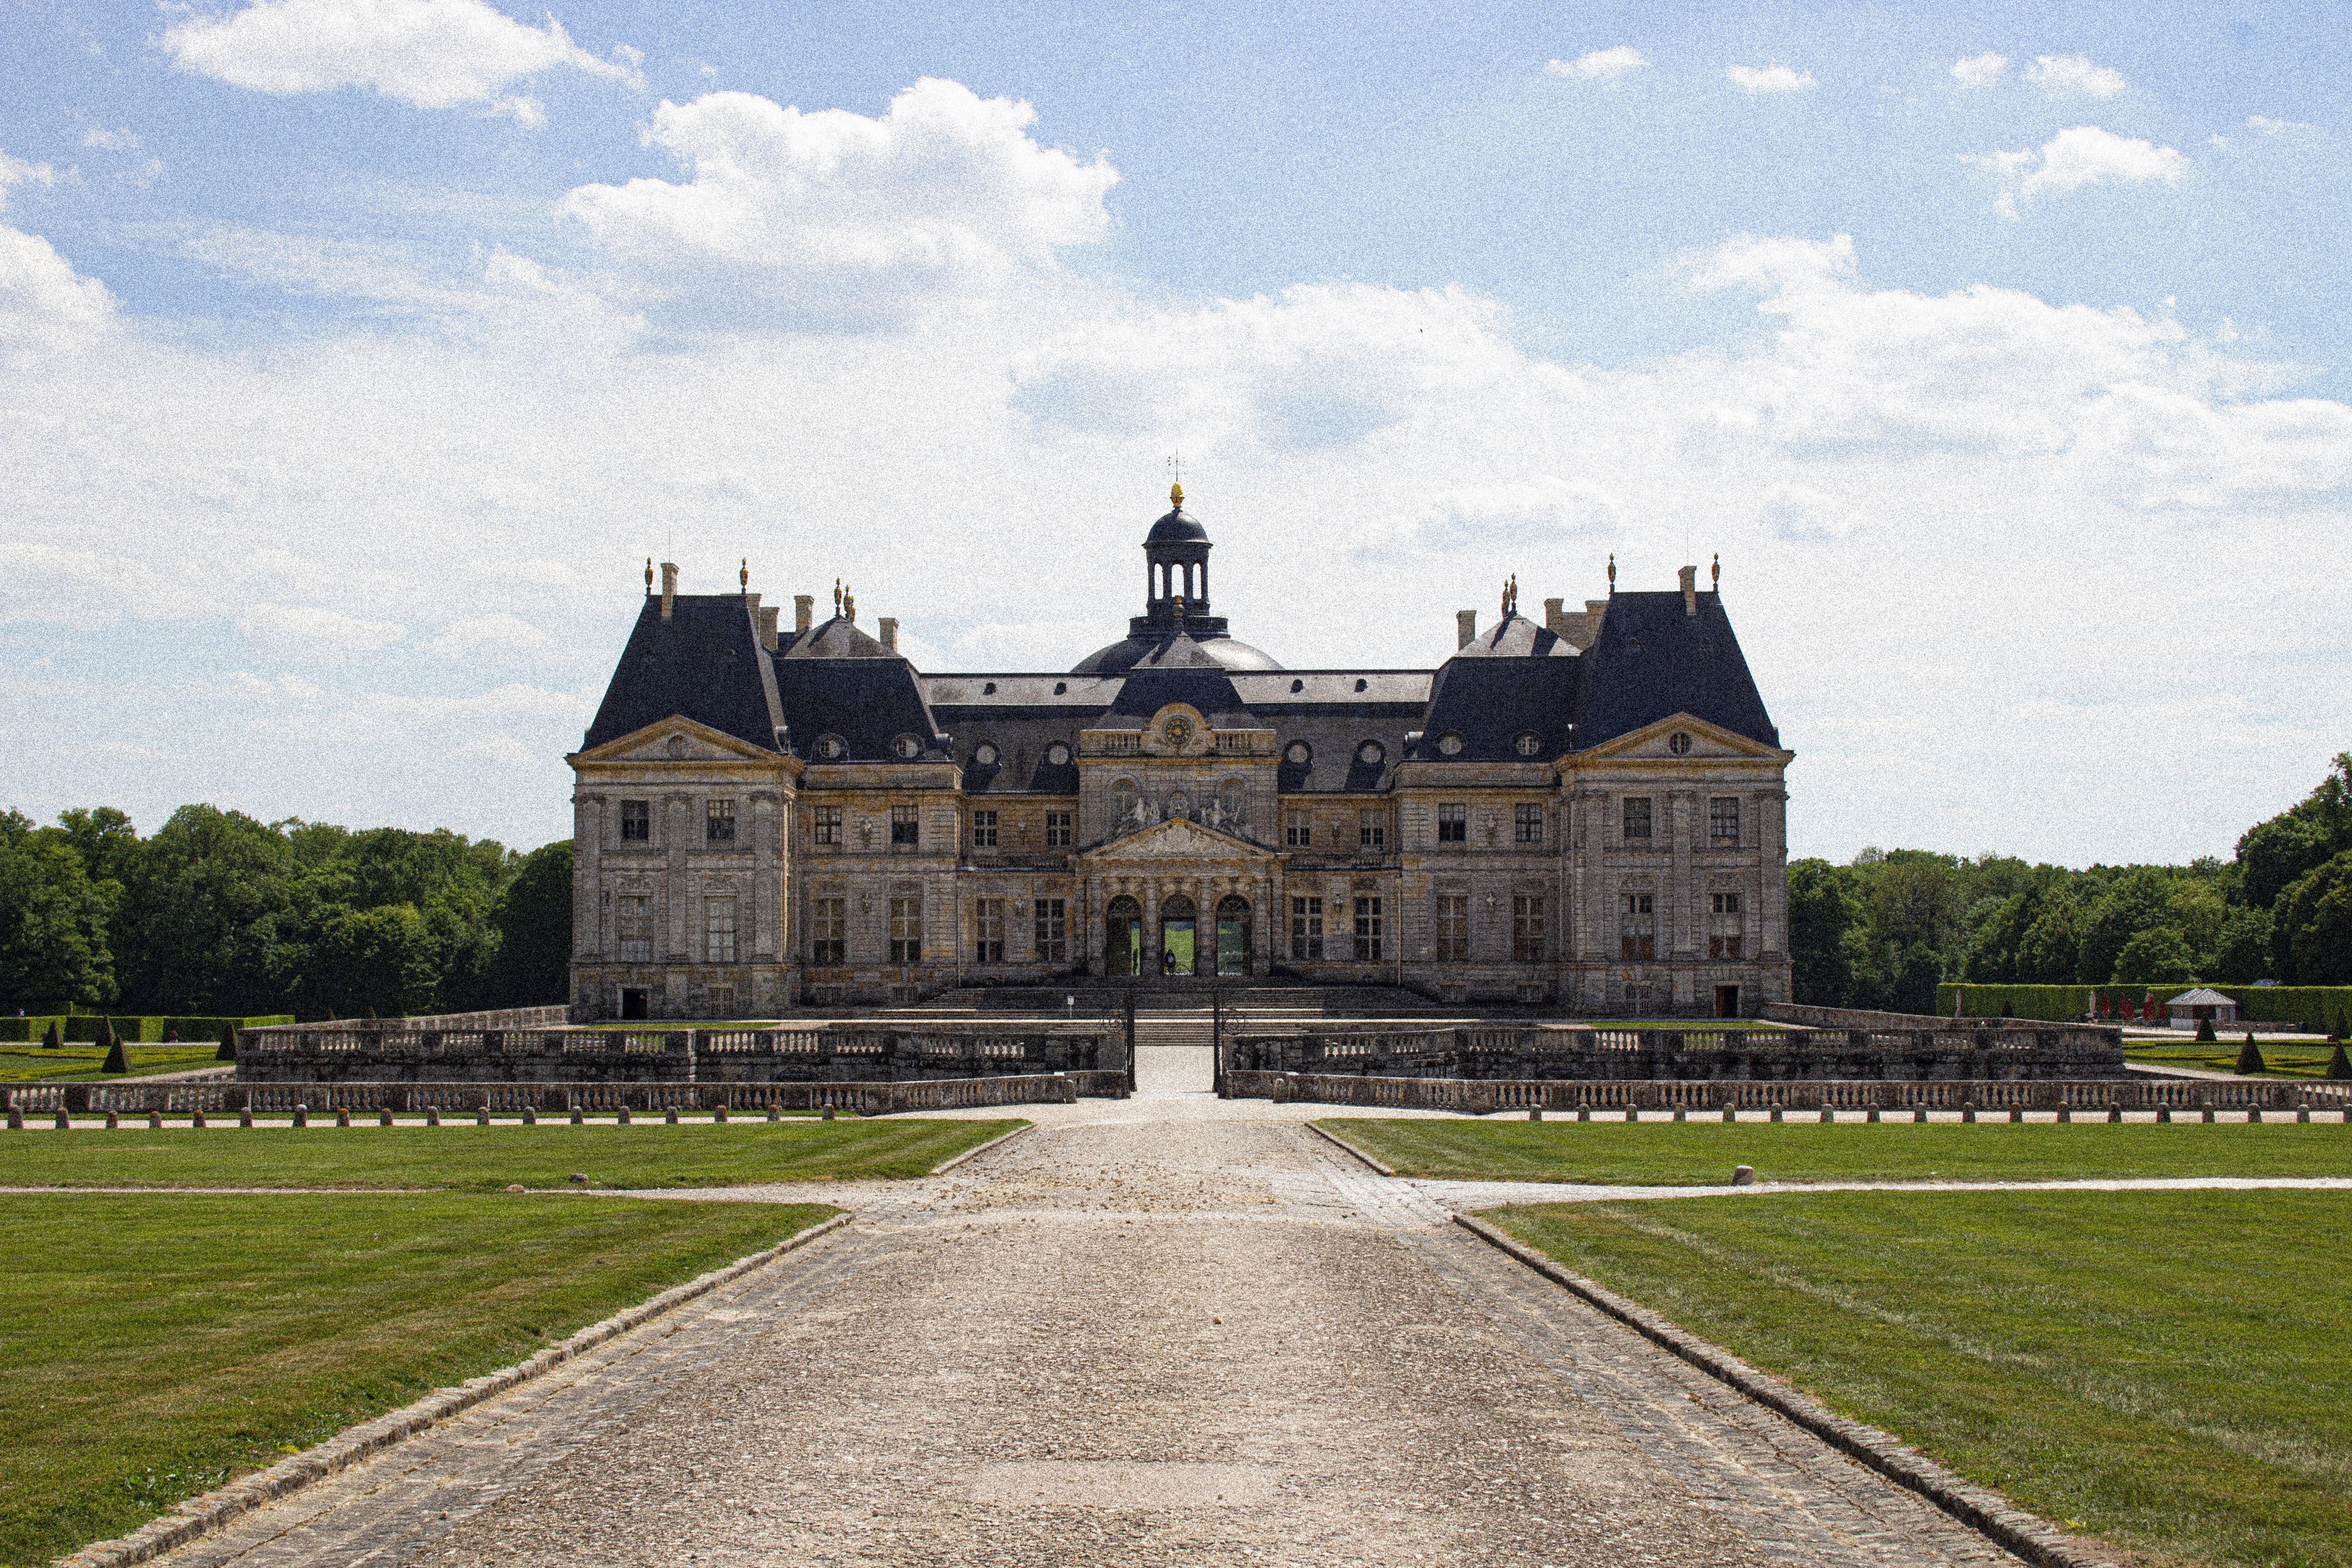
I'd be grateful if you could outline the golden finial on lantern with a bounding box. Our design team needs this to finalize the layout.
[1170,480,1184,509]
[833,578,842,615]
[740,558,749,590]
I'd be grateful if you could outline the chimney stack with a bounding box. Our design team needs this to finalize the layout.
[879,616,898,654]
[1679,564,1697,617]
[660,561,678,620]
[1544,597,1565,636]
[1456,609,1476,649]
[757,605,779,650]
[794,594,813,634]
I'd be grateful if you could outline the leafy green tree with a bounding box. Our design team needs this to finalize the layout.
[2113,924,2196,983]
[2076,870,2177,985]
[2234,753,2352,910]
[302,904,441,1020]
[480,840,573,1008]
[117,806,300,1015]
[1786,858,1859,1006]
[0,812,114,1008]
[2274,852,2352,985]
[2014,900,2082,983]
[2210,906,2274,983]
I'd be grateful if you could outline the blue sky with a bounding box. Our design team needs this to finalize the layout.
[1,0,2346,864]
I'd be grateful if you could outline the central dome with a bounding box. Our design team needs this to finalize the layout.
[1145,505,1210,545]
[1071,483,1282,673]
[1072,630,1282,674]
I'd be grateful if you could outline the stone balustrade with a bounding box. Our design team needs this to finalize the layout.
[1224,1020,2126,1082]
[1225,1071,2351,1114]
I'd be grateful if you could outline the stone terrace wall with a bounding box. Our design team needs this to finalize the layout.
[235,1022,1120,1084]
[1227,1073,2348,1114]
[1224,1019,2127,1082]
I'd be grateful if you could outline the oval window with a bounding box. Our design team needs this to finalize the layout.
[1668,731,1693,756]
[973,742,1000,767]
[1045,742,1072,766]
[1357,740,1385,766]
[1436,732,1465,757]
[892,734,921,760]
[1514,731,1543,757]
[815,734,846,761]
[1285,741,1311,766]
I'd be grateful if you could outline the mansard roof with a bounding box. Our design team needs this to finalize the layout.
[582,594,784,755]
[1572,590,1779,750]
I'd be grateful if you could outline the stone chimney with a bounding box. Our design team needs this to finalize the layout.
[794,594,813,634]
[660,561,678,620]
[1679,564,1698,617]
[879,616,898,654]
[1456,609,1476,649]
[1544,598,1565,636]
[757,605,779,650]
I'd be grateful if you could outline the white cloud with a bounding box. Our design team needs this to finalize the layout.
[1950,52,2009,88]
[1725,64,1814,95]
[236,602,407,650]
[1546,47,1647,82]
[80,125,141,151]
[0,151,60,206]
[2246,115,2320,137]
[160,0,638,115]
[2025,54,2127,98]
[0,153,114,354]
[560,79,1116,314]
[421,612,554,655]
[1968,125,2190,217]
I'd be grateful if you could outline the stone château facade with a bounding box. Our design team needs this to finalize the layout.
[568,487,1793,1020]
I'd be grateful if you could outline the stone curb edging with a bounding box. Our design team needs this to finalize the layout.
[930,1121,1035,1173]
[57,1210,857,1568]
[1452,1213,2120,1568]
[1305,1121,1396,1176]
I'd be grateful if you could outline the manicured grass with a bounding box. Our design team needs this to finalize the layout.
[0,1119,1025,1190]
[2125,1041,2337,1079]
[0,1045,223,1082]
[1323,1118,2352,1185]
[0,1192,835,1568]
[1489,1191,2352,1568]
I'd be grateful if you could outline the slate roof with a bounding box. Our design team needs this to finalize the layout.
[1572,591,1780,750]
[581,594,784,754]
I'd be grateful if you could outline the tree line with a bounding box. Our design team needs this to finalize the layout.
[0,804,571,1021]
[1791,753,2352,1012]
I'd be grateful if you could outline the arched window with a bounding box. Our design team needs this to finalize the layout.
[1110,778,1139,827]
[1159,894,1199,977]
[1105,895,1142,977]
[1215,895,1252,976]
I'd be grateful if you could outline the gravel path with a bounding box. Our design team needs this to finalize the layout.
[138,1053,2038,1568]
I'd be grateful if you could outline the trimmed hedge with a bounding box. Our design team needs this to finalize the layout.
[1937,984,2352,1036]
[0,1014,293,1044]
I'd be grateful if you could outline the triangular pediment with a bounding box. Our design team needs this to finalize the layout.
[1078,816,1276,863]
[569,715,777,764]
[1577,713,1791,763]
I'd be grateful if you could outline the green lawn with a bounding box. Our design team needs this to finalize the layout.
[1323,1118,2352,1184]
[2125,1041,2339,1079]
[1490,1191,2352,1568]
[0,1044,224,1082]
[0,1119,1025,1190]
[0,1192,835,1568]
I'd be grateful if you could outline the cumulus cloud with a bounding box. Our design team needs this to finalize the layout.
[2246,115,2320,137]
[160,0,638,118]
[560,79,1115,318]
[80,124,140,151]
[1546,47,1647,82]
[1950,52,2008,88]
[0,151,115,353]
[2025,54,2127,98]
[1725,64,1814,95]
[237,602,407,650]
[1969,125,2189,217]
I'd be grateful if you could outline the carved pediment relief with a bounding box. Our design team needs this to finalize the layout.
[1578,714,1791,763]
[572,716,778,765]
[1080,815,1274,864]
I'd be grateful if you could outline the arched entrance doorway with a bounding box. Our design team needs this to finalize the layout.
[1160,894,1198,976]
[1105,895,1142,977]
[1215,895,1252,976]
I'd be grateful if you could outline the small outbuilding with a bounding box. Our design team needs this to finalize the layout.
[2165,988,2238,1029]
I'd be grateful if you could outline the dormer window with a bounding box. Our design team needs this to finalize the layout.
[1514,732,1543,757]
[1436,732,1464,756]
[814,734,846,761]
[892,734,921,760]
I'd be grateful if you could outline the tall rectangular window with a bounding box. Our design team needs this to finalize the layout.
[1619,892,1655,960]
[1034,897,1067,963]
[811,897,846,965]
[619,799,650,842]
[1359,809,1386,850]
[1622,797,1653,843]
[970,809,998,849]
[704,897,737,963]
[1290,897,1324,960]
[1353,897,1383,961]
[1709,890,1744,959]
[1513,895,1545,962]
[1436,804,1466,843]
[1710,796,1742,845]
[812,805,841,845]
[706,799,736,843]
[1434,895,1469,961]
[888,897,922,963]
[1514,804,1544,844]
[617,894,652,962]
[973,897,1005,963]
[1044,811,1073,847]
[891,805,920,847]
[1285,810,1313,848]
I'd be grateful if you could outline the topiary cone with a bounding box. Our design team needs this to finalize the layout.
[2195,1016,2216,1043]
[2234,1033,2267,1075]
[2328,1040,2352,1081]
[215,1022,238,1063]
[41,1021,60,1049]
[101,1039,129,1074]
